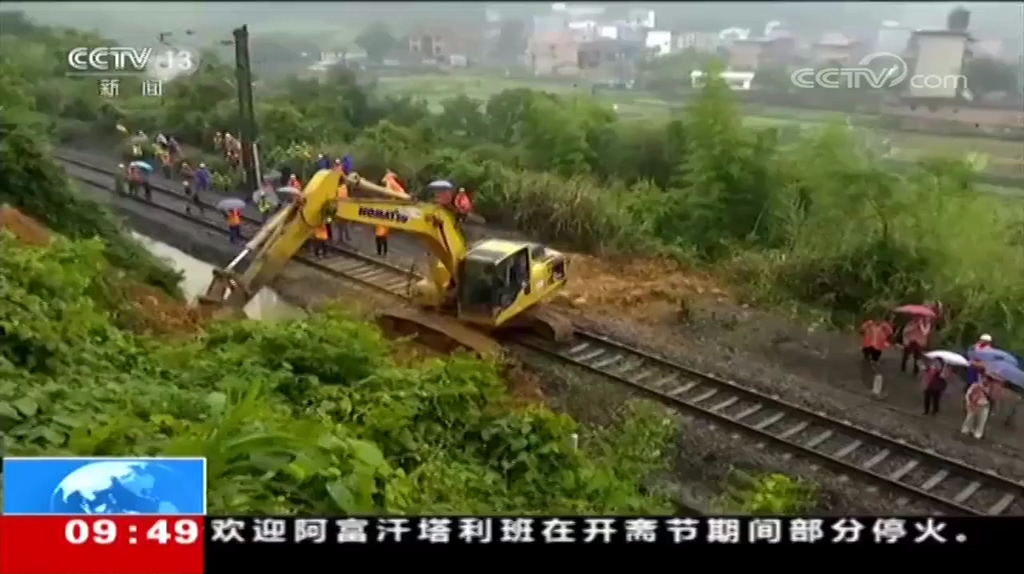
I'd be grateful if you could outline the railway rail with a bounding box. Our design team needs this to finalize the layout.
[58,155,1024,516]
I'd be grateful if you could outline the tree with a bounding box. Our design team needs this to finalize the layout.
[355,22,397,64]
[965,56,1020,97]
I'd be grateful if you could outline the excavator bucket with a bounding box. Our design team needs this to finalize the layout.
[376,308,503,359]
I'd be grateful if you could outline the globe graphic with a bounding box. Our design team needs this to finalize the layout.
[50,461,186,514]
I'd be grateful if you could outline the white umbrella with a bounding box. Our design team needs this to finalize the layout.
[924,350,969,367]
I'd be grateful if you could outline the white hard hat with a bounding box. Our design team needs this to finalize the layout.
[980,334,993,342]
[199,163,206,168]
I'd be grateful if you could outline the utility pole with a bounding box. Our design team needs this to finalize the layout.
[232,25,259,191]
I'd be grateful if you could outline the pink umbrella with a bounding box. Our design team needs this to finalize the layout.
[894,304,937,318]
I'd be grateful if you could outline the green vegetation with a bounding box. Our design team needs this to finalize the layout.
[0,229,678,513]
[1,12,686,516]
[6,11,1024,350]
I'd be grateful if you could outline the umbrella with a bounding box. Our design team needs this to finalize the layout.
[251,189,279,208]
[924,350,969,367]
[129,160,153,172]
[893,304,937,318]
[968,348,1020,368]
[984,361,1024,390]
[427,180,455,190]
[216,198,247,212]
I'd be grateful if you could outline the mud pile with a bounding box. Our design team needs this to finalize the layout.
[560,254,731,322]
[118,282,205,335]
[0,205,53,245]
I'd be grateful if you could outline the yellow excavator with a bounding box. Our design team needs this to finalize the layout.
[199,168,573,356]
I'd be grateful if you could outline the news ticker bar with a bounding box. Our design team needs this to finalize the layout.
[0,515,1018,573]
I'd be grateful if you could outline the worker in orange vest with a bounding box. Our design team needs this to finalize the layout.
[453,187,473,224]
[226,208,242,244]
[374,224,389,257]
[381,169,409,198]
[312,224,330,257]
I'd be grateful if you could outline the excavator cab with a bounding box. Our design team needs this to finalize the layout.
[455,240,572,342]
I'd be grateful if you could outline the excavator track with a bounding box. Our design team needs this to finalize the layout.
[376,308,503,359]
[502,305,575,344]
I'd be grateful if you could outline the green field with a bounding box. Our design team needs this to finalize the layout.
[377,73,1024,190]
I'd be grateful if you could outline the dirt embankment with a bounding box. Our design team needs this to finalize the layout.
[1,206,204,335]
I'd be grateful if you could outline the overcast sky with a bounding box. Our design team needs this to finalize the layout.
[6,2,1020,40]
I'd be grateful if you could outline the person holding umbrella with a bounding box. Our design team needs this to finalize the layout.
[961,374,994,439]
[255,185,275,222]
[216,198,247,244]
[893,304,936,376]
[984,361,1024,428]
[128,160,153,201]
[921,351,967,416]
[966,334,994,387]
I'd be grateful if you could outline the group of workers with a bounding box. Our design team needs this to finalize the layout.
[307,157,407,259]
[859,306,1012,440]
[120,130,476,260]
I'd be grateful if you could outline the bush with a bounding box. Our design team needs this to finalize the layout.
[0,233,675,514]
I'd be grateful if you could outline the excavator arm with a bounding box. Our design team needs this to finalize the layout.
[336,174,470,292]
[199,168,342,312]
[199,168,571,353]
[199,169,470,314]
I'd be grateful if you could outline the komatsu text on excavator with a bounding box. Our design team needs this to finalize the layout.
[199,168,572,356]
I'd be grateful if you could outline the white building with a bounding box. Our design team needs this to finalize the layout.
[645,30,672,56]
[627,8,656,29]
[691,70,756,91]
[906,30,969,99]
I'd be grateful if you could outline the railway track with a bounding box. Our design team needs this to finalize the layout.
[57,154,421,299]
[58,155,1024,516]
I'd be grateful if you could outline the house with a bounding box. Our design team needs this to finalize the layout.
[577,38,645,71]
[408,25,481,62]
[812,33,863,66]
[674,31,721,53]
[627,8,656,29]
[645,30,672,57]
[728,39,765,71]
[528,31,580,76]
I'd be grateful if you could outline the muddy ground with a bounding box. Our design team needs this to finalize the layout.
[59,147,1024,511]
